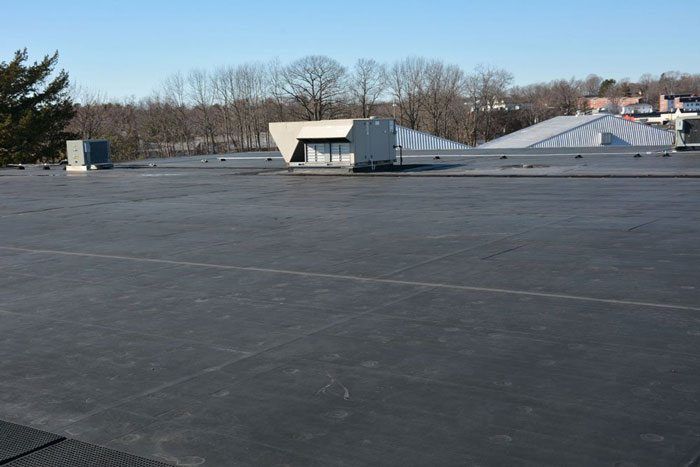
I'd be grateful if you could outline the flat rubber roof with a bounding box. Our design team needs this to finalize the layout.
[0,159,699,465]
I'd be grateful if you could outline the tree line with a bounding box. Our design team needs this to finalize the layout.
[3,49,700,164]
[72,57,517,159]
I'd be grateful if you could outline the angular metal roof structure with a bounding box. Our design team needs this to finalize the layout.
[479,114,673,148]
[397,125,470,150]
[296,123,354,141]
[270,119,470,159]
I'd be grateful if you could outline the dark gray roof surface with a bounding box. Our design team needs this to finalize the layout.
[0,157,699,465]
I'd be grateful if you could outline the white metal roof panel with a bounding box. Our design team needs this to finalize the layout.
[479,115,607,148]
[296,123,353,141]
[396,125,470,150]
[480,114,673,148]
[532,115,673,148]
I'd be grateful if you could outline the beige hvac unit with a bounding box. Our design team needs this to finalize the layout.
[269,118,397,168]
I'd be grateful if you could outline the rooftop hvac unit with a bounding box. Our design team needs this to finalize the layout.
[599,132,613,145]
[66,140,113,171]
[269,118,397,169]
[675,116,700,150]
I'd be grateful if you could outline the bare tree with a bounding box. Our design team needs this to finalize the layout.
[424,60,464,137]
[638,73,659,107]
[582,74,603,96]
[659,71,683,95]
[234,63,269,149]
[163,72,194,155]
[389,57,427,129]
[677,72,700,95]
[187,69,216,153]
[212,63,272,151]
[68,52,700,159]
[278,55,346,120]
[348,58,386,118]
[89,96,142,161]
[550,78,582,115]
[212,66,236,151]
[141,93,181,158]
[71,85,107,139]
[464,65,513,145]
[510,83,557,125]
[268,58,290,121]
[240,63,269,149]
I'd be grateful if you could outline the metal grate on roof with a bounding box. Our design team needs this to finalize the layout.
[3,438,172,467]
[0,420,63,464]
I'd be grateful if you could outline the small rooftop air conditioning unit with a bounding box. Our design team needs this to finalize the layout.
[675,116,700,149]
[66,140,113,171]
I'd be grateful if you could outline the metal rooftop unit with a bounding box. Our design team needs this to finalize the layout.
[65,139,113,171]
[269,118,470,168]
[269,118,396,168]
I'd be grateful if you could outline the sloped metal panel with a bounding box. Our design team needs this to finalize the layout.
[479,115,606,148]
[533,115,673,148]
[481,115,673,148]
[396,125,470,150]
[297,123,353,141]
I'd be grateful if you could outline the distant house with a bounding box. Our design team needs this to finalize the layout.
[479,114,673,148]
[468,100,533,112]
[659,94,700,112]
[679,96,700,112]
[620,103,654,115]
[631,108,700,126]
[489,100,533,111]
[580,96,641,113]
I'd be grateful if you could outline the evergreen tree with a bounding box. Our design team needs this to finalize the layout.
[0,49,75,165]
[598,79,617,98]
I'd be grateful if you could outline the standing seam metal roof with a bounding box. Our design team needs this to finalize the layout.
[479,115,673,148]
[396,125,471,150]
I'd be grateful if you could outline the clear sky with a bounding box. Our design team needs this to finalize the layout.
[2,0,698,99]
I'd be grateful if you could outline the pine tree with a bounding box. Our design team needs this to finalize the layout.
[0,49,76,165]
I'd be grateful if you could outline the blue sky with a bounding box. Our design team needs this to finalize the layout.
[2,0,698,99]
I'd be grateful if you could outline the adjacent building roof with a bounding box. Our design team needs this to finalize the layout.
[479,114,674,148]
[396,125,470,150]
